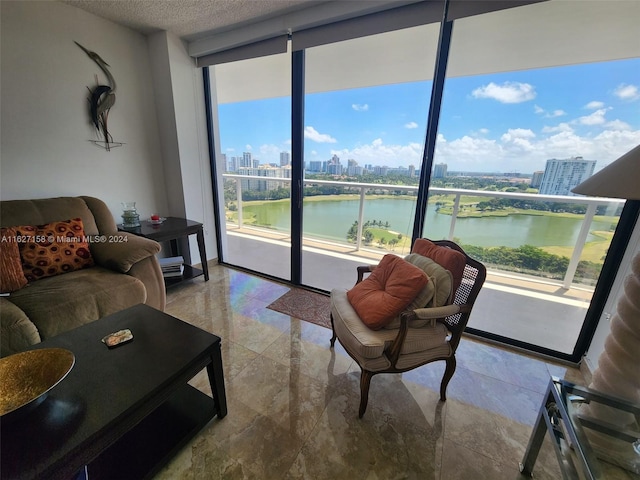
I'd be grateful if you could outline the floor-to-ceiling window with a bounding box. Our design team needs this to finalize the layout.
[202,0,639,360]
[208,48,292,279]
[424,1,639,355]
[300,23,440,291]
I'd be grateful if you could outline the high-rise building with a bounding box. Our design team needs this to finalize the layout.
[538,157,596,196]
[308,160,323,173]
[530,171,544,188]
[433,163,447,178]
[408,165,416,177]
[280,152,290,167]
[240,152,252,168]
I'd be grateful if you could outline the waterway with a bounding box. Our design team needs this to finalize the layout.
[243,197,615,248]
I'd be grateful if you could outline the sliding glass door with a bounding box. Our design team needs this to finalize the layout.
[208,50,292,279]
[300,24,440,291]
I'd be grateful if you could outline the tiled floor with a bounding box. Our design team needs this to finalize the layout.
[152,264,610,479]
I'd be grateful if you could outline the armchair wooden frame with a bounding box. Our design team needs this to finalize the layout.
[330,240,487,418]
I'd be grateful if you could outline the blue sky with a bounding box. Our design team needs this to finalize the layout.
[218,57,639,173]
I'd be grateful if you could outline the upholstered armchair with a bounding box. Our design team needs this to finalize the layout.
[330,239,486,417]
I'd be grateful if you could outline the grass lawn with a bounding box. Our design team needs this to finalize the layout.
[541,231,613,263]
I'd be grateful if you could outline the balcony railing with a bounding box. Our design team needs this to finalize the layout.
[222,174,624,288]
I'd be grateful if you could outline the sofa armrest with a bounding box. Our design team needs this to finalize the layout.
[128,256,166,311]
[90,232,160,273]
[1,298,41,357]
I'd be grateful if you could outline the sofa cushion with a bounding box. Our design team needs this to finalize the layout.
[0,197,99,235]
[7,266,146,340]
[412,238,466,290]
[347,254,429,330]
[0,227,28,293]
[16,218,94,282]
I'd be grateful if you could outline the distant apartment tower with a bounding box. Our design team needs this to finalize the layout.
[240,152,253,168]
[538,157,596,196]
[308,160,323,173]
[280,152,290,167]
[433,163,447,178]
[530,171,544,188]
[408,165,416,177]
[373,165,388,176]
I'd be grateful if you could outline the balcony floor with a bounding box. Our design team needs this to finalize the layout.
[224,227,593,355]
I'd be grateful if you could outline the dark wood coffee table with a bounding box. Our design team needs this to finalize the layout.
[1,304,226,480]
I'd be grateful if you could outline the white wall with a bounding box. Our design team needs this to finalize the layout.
[147,31,217,264]
[0,1,168,222]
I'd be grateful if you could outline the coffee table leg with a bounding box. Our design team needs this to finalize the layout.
[207,343,227,418]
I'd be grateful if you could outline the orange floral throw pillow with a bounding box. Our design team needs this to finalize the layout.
[15,218,94,282]
[347,254,429,330]
[0,227,28,293]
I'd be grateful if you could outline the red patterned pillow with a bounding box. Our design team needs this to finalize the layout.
[0,227,28,293]
[347,254,429,330]
[15,218,94,282]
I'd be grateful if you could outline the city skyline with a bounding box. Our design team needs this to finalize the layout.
[218,57,639,174]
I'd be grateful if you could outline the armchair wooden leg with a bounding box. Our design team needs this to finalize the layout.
[359,370,374,418]
[440,356,457,401]
[330,313,337,347]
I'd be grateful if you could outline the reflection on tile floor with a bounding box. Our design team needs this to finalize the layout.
[154,264,589,480]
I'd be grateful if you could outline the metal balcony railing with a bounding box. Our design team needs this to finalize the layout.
[222,173,624,288]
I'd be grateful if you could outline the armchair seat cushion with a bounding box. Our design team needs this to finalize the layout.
[332,288,450,372]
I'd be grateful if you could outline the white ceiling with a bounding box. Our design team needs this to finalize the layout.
[60,0,330,41]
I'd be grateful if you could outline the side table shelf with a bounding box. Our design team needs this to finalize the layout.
[118,217,209,288]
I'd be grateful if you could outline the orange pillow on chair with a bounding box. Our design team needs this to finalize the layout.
[411,238,466,291]
[347,254,429,330]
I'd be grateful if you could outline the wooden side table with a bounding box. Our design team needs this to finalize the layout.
[119,217,209,287]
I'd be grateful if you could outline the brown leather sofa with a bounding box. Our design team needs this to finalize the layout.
[0,196,166,356]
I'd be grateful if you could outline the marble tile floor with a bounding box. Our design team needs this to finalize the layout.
[153,264,630,480]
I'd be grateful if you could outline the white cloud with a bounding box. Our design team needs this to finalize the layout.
[404,121,418,129]
[585,101,605,109]
[614,84,640,101]
[577,108,609,126]
[501,128,536,143]
[331,138,423,167]
[542,123,573,134]
[352,103,369,111]
[245,144,253,151]
[547,109,566,118]
[604,119,631,131]
[472,82,536,104]
[534,105,566,118]
[304,126,337,143]
[226,147,236,152]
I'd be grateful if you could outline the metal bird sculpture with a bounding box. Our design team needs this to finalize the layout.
[75,41,118,150]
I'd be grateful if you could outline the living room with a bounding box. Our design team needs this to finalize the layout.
[2,0,640,478]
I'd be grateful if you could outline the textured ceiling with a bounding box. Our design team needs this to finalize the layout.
[61,0,328,41]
